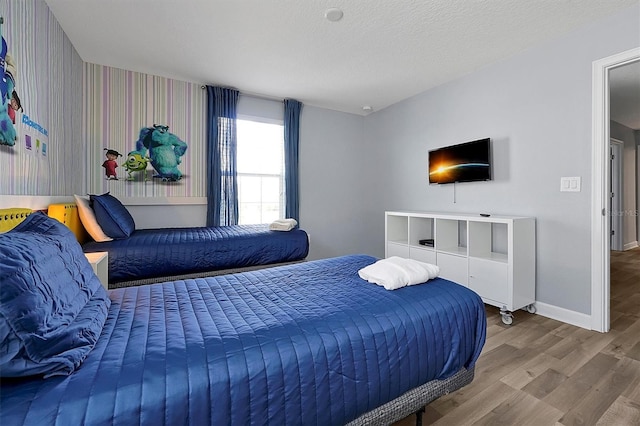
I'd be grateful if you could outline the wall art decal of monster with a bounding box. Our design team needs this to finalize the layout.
[123,151,150,181]
[131,124,188,181]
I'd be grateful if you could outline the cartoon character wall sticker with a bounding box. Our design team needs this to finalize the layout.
[102,148,122,180]
[100,124,188,183]
[123,152,150,181]
[131,124,188,181]
[0,17,20,146]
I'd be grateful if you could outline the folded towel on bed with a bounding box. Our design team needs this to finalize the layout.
[358,256,440,290]
[269,218,298,231]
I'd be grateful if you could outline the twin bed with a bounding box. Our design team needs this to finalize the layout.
[83,224,309,287]
[47,202,309,287]
[0,208,486,425]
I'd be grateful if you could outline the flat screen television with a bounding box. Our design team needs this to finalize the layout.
[428,138,491,184]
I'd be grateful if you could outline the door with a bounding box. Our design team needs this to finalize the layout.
[610,139,623,251]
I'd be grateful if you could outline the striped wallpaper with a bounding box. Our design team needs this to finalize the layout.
[0,0,83,196]
[84,64,207,198]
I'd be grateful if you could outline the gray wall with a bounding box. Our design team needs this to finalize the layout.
[299,106,380,260]
[362,4,640,315]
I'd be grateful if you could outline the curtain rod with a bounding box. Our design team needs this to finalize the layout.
[200,85,284,103]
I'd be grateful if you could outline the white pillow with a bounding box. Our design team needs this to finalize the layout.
[73,194,113,242]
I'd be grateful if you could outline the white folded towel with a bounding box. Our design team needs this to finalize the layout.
[358,256,440,290]
[269,218,298,231]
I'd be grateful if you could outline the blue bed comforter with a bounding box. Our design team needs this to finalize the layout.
[82,224,309,283]
[0,255,486,426]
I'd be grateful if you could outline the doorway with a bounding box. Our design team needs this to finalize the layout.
[591,48,640,333]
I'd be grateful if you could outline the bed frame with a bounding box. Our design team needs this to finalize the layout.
[348,367,474,425]
[108,259,305,288]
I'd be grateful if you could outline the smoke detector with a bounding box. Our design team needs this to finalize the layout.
[325,8,344,22]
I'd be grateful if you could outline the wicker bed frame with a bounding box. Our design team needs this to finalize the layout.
[349,367,475,425]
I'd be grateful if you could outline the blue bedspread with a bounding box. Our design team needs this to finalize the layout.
[82,224,309,283]
[0,255,486,426]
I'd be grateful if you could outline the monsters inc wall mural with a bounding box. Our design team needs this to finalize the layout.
[0,11,53,196]
[101,124,188,183]
[0,16,47,152]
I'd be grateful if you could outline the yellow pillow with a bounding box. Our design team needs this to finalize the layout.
[0,208,33,233]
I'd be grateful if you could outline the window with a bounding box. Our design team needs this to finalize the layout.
[236,119,285,225]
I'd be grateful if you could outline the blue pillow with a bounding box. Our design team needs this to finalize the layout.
[90,192,136,239]
[0,213,110,378]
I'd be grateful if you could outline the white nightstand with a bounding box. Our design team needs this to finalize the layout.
[84,252,109,290]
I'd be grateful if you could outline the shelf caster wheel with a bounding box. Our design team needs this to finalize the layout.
[525,303,537,314]
[501,313,513,325]
[499,306,513,325]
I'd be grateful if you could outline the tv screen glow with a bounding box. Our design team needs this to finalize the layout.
[428,138,491,184]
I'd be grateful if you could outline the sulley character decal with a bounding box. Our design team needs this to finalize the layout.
[131,124,187,181]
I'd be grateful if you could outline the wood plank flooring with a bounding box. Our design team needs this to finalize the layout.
[394,247,640,426]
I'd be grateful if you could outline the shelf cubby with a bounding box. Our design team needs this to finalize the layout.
[435,218,467,256]
[409,216,434,248]
[468,221,508,263]
[386,214,408,245]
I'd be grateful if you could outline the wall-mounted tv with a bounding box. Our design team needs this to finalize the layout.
[428,138,491,184]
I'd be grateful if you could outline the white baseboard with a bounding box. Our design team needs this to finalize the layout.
[623,241,639,251]
[534,302,592,330]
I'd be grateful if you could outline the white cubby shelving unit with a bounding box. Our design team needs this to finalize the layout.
[385,211,536,325]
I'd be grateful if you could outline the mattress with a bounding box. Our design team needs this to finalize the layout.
[82,224,309,283]
[0,254,486,425]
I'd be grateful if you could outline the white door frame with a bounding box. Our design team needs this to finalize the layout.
[591,47,640,333]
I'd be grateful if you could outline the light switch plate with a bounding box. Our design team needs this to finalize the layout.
[560,177,581,192]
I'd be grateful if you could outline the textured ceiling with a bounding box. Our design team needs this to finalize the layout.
[44,0,639,116]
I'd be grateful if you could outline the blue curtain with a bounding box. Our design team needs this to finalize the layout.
[206,86,239,226]
[284,99,302,222]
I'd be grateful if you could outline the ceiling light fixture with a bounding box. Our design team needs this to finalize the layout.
[325,8,344,22]
[362,105,373,112]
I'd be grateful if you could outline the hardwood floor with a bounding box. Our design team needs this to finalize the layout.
[394,247,640,426]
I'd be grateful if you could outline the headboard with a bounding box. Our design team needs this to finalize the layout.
[47,203,89,243]
[0,208,33,232]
